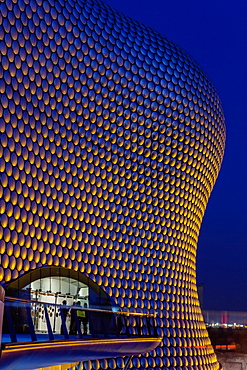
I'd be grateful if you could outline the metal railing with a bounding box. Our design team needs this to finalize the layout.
[2,297,158,344]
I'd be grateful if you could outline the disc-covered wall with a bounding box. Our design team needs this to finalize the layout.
[0,0,225,368]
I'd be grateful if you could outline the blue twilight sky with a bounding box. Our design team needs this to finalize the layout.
[103,0,247,311]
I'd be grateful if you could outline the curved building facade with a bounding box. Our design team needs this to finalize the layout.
[0,0,225,369]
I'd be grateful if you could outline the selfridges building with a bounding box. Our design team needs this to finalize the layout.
[0,0,225,369]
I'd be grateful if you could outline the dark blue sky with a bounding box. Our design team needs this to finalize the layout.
[103,0,247,311]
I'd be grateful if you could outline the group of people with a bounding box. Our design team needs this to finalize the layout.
[61,301,88,335]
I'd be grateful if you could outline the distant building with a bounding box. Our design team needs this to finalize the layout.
[0,0,225,369]
[198,284,204,309]
[203,310,247,327]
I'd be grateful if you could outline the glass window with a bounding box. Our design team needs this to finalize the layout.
[22,277,89,334]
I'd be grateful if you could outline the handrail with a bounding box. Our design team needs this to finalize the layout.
[2,296,159,344]
[4,296,156,317]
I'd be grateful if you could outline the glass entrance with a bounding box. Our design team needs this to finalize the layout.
[25,276,89,334]
[4,267,112,336]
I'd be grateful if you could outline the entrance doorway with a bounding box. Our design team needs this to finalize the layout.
[4,267,112,335]
[24,276,88,334]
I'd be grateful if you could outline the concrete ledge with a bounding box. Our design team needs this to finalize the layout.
[0,337,162,370]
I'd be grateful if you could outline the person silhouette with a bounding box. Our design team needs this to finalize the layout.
[60,300,69,335]
[82,303,89,335]
[69,301,77,335]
